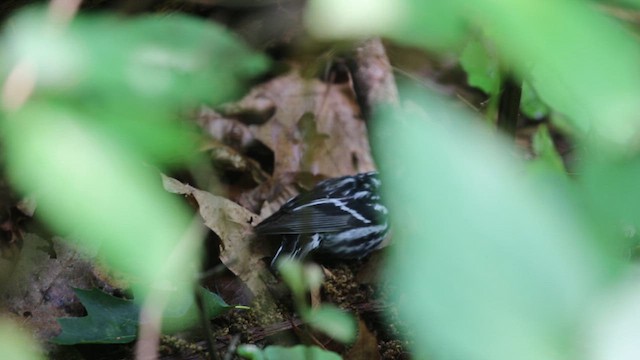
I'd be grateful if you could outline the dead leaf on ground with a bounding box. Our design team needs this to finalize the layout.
[344,318,381,360]
[202,139,270,186]
[242,70,376,177]
[198,69,378,222]
[201,69,376,180]
[162,175,272,296]
[198,107,260,150]
[0,234,97,342]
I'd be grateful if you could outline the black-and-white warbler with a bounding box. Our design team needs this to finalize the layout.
[255,171,389,267]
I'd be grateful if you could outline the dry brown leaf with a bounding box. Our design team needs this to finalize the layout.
[344,318,381,360]
[202,139,270,185]
[206,71,374,178]
[199,69,378,218]
[198,107,259,149]
[162,175,272,296]
[237,172,299,215]
[0,234,96,341]
[235,70,376,178]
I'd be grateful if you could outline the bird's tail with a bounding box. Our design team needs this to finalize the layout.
[270,234,321,268]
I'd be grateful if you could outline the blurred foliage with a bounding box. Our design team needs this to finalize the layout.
[0,6,268,296]
[0,319,44,360]
[372,88,613,360]
[520,82,550,120]
[3,103,194,291]
[278,260,357,344]
[528,125,567,177]
[313,2,640,357]
[1,7,269,165]
[237,344,342,360]
[459,36,550,121]
[4,0,640,358]
[0,6,269,355]
[459,37,501,98]
[307,0,640,147]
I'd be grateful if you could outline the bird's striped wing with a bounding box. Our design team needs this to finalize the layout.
[255,198,363,234]
[255,171,384,235]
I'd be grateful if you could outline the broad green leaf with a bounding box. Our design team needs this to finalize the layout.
[53,287,231,344]
[372,88,611,360]
[0,320,45,359]
[3,7,269,106]
[304,305,357,344]
[459,38,501,97]
[520,82,549,120]
[306,0,467,50]
[0,7,270,302]
[53,288,139,344]
[611,0,640,8]
[307,0,640,147]
[237,344,342,360]
[579,151,640,258]
[471,0,640,146]
[2,104,193,292]
[1,7,269,164]
[583,274,640,360]
[162,287,233,333]
[528,124,567,177]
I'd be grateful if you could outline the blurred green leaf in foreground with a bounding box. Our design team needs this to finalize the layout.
[0,319,44,360]
[0,6,269,299]
[307,0,640,148]
[278,260,357,344]
[372,87,616,360]
[237,344,342,360]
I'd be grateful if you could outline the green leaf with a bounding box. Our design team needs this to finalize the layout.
[372,87,611,360]
[1,7,269,166]
[52,287,231,345]
[162,287,232,333]
[278,259,307,301]
[237,344,342,360]
[579,151,640,258]
[2,104,193,292]
[53,288,139,345]
[520,82,549,120]
[308,0,640,147]
[304,305,357,344]
[306,0,467,50]
[0,320,44,359]
[528,124,567,177]
[459,38,501,96]
[0,7,270,305]
[3,7,270,107]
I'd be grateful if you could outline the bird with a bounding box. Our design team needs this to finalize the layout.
[254,171,389,267]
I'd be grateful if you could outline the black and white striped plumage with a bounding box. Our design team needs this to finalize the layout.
[255,172,389,267]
